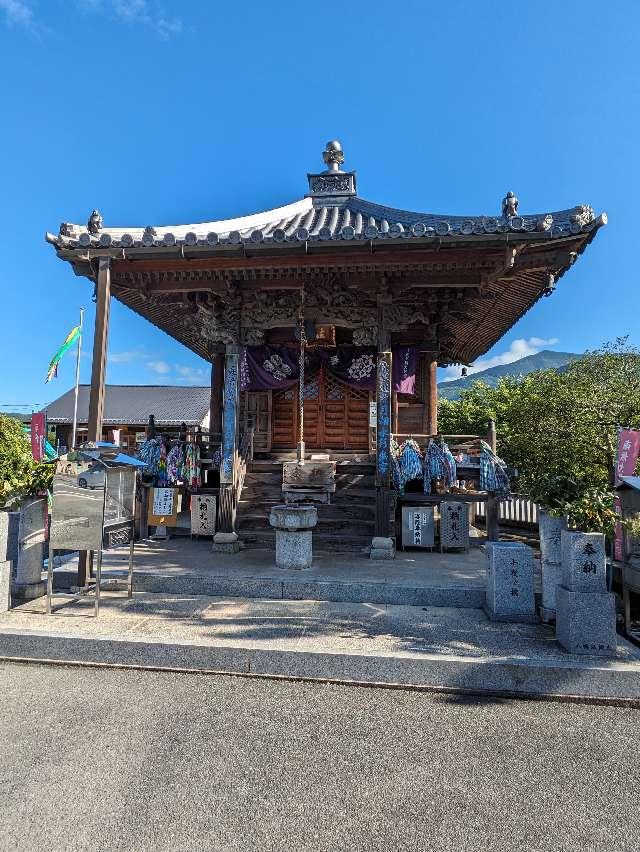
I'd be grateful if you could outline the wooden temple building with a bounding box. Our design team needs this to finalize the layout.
[46,140,606,552]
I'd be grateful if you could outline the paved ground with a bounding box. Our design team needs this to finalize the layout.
[0,662,639,852]
[54,537,488,589]
[5,592,637,663]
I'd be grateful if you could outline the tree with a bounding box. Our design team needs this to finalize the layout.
[0,414,54,507]
[0,414,34,504]
[438,338,640,498]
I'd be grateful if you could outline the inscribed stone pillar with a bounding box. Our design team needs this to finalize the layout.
[213,346,240,551]
[374,349,393,543]
[484,541,537,623]
[556,530,616,657]
[539,510,568,622]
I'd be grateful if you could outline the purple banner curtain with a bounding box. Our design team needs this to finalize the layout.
[241,345,301,391]
[241,345,416,394]
[392,347,416,395]
[318,347,377,389]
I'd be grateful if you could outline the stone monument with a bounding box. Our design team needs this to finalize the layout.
[269,504,318,570]
[556,530,617,657]
[485,541,537,622]
[370,536,395,560]
[538,510,568,623]
[12,497,47,600]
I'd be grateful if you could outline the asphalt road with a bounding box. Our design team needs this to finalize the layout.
[1,663,639,852]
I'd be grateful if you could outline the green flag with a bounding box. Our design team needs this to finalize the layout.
[45,325,81,383]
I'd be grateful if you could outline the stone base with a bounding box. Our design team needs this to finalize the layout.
[556,585,617,657]
[12,580,46,601]
[541,560,562,612]
[483,605,539,624]
[275,529,313,570]
[539,606,556,624]
[212,532,240,554]
[370,537,395,561]
[0,560,11,613]
[151,525,170,540]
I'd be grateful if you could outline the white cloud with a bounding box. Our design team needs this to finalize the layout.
[78,0,182,38]
[109,350,144,364]
[440,336,560,382]
[0,0,36,30]
[147,360,171,375]
[173,365,207,384]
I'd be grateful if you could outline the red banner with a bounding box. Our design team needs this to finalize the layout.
[30,413,46,462]
[615,429,640,484]
[614,429,640,560]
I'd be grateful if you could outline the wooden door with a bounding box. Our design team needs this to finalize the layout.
[272,385,296,448]
[272,369,370,451]
[240,391,272,452]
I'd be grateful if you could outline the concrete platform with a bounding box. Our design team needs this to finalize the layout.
[51,538,488,608]
[2,592,640,701]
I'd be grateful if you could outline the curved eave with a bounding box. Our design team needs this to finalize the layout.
[46,196,607,255]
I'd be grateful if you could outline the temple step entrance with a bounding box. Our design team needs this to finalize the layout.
[236,458,392,552]
[272,369,370,451]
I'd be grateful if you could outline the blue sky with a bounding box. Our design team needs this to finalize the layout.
[0,0,637,410]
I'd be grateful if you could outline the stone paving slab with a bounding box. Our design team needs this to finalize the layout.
[1,592,639,700]
[51,539,492,607]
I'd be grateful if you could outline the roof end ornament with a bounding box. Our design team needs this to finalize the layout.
[87,209,103,235]
[307,139,356,202]
[501,191,518,218]
[322,140,345,173]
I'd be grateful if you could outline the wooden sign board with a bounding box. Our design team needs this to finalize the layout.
[191,494,217,536]
[148,487,179,527]
[282,461,336,492]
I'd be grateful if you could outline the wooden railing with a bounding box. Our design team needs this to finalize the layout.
[474,494,538,529]
[217,427,254,534]
[234,427,254,512]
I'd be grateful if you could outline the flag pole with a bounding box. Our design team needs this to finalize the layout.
[71,307,84,450]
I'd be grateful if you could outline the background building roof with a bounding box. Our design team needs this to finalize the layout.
[42,385,210,426]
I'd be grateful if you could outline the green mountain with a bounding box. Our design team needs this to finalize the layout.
[438,350,580,400]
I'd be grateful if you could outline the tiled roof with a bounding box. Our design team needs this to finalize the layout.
[42,385,210,426]
[48,195,604,251]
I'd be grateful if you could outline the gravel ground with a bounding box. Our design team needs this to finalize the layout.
[1,662,639,852]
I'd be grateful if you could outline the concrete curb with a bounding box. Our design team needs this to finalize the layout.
[53,568,486,608]
[1,628,639,702]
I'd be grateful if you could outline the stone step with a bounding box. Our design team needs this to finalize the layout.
[238,531,375,554]
[237,514,376,537]
[7,593,639,700]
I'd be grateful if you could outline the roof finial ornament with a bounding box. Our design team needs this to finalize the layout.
[501,191,518,218]
[87,209,103,234]
[322,140,345,173]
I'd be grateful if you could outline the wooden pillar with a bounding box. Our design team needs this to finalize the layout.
[485,419,499,540]
[426,356,438,436]
[214,345,240,546]
[392,391,399,434]
[486,493,500,542]
[375,346,392,538]
[486,418,497,454]
[210,353,223,441]
[80,256,111,586]
[87,257,111,443]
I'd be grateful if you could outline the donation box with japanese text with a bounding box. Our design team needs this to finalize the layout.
[401,507,435,549]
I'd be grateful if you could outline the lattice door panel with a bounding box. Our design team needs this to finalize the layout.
[323,374,348,448]
[346,385,370,449]
[272,386,296,448]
